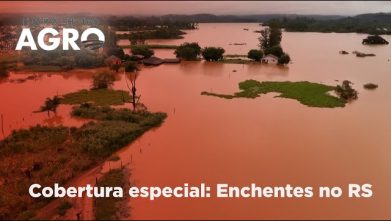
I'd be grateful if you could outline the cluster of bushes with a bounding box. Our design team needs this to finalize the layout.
[201,47,225,61]
[174,42,202,60]
[173,41,290,65]
[247,49,264,61]
[130,45,154,58]
[173,43,225,61]
[335,80,358,100]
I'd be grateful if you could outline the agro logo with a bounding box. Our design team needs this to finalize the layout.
[15,28,105,51]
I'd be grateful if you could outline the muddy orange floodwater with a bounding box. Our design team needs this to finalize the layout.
[2,23,391,219]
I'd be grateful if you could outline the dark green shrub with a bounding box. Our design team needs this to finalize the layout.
[335,80,358,100]
[201,47,225,61]
[278,53,291,65]
[247,49,264,61]
[264,45,284,57]
[174,42,201,60]
[130,45,154,58]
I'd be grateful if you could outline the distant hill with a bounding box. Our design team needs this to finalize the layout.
[1,12,391,34]
[266,12,391,34]
[156,13,344,23]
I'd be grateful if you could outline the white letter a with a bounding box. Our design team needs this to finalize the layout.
[16,28,37,50]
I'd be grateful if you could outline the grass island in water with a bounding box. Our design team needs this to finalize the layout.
[201,80,347,108]
[61,89,132,106]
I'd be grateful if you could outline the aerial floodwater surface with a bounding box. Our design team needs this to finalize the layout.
[0,2,391,220]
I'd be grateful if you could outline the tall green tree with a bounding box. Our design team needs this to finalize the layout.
[258,28,271,50]
[259,25,282,50]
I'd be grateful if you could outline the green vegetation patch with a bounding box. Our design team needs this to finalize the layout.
[201,80,346,108]
[95,169,126,220]
[0,106,166,219]
[218,59,256,64]
[61,89,131,106]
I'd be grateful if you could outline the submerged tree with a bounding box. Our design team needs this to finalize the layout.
[269,24,282,47]
[40,96,61,116]
[259,28,271,50]
[247,49,264,61]
[124,61,140,111]
[278,53,291,65]
[335,80,358,101]
[259,24,283,52]
[264,45,284,57]
[201,47,225,61]
[174,42,201,60]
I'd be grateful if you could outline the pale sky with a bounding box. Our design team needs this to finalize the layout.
[0,1,390,16]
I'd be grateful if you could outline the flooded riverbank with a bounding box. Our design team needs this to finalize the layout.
[1,23,391,219]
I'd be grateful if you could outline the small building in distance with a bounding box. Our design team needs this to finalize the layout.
[262,54,278,64]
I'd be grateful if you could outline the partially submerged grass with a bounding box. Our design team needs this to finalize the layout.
[61,89,131,106]
[0,105,166,219]
[202,80,347,108]
[95,169,126,220]
[218,59,257,64]
[71,105,167,127]
[224,54,248,58]
[363,83,378,90]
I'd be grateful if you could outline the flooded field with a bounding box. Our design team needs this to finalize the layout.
[2,23,391,219]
